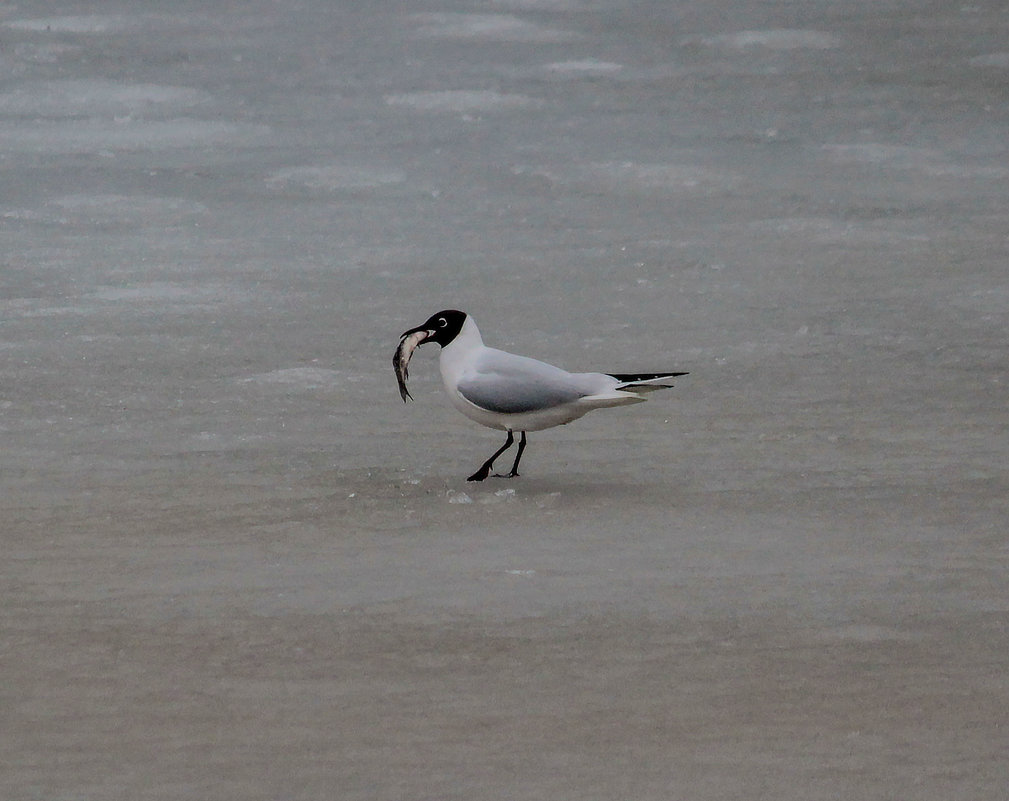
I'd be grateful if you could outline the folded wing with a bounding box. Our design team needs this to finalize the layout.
[456,352,688,415]
[457,349,603,414]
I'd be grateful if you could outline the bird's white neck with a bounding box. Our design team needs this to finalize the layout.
[440,314,484,385]
[444,314,484,353]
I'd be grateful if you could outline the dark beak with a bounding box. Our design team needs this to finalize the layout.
[400,324,432,341]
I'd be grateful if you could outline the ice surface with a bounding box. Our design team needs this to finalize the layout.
[544,59,624,74]
[4,15,136,33]
[385,89,543,112]
[2,1,1007,799]
[87,283,226,304]
[412,12,578,42]
[1,118,271,153]
[514,161,741,193]
[265,164,407,191]
[822,143,950,167]
[969,52,1009,68]
[693,29,842,50]
[242,368,345,389]
[0,80,212,116]
[25,194,209,225]
[491,0,586,8]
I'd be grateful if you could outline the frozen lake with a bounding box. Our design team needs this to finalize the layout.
[2,2,1007,799]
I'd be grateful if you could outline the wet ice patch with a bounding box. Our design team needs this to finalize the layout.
[545,59,623,75]
[11,42,84,64]
[412,13,577,42]
[265,164,406,192]
[385,90,542,113]
[0,80,212,117]
[185,430,266,452]
[692,29,841,50]
[823,143,1009,180]
[816,624,915,643]
[969,52,1009,68]
[38,194,208,225]
[917,163,1009,179]
[750,217,858,237]
[0,118,270,154]
[491,0,585,8]
[4,15,135,33]
[88,283,228,304]
[953,286,1009,318]
[0,76,264,155]
[823,143,947,166]
[747,217,932,245]
[53,194,204,213]
[514,161,739,193]
[590,161,739,190]
[242,368,344,389]
[0,301,82,319]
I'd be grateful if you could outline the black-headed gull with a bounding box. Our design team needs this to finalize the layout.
[394,310,687,481]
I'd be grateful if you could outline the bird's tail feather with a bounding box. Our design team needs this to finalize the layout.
[618,384,671,394]
[609,372,687,391]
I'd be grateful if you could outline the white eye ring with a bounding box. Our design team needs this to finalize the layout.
[437,317,448,327]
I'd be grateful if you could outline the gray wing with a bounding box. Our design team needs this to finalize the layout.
[457,350,598,414]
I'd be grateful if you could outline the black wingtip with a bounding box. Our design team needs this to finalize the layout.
[608,372,688,382]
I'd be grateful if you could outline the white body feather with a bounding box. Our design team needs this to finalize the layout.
[439,315,654,432]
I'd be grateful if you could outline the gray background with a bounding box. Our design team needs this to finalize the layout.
[2,1,1007,799]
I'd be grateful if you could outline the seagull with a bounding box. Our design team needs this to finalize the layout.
[394,310,687,481]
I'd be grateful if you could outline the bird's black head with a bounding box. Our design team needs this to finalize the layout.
[401,309,468,347]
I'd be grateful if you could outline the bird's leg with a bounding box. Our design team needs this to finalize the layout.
[467,430,515,482]
[505,431,527,478]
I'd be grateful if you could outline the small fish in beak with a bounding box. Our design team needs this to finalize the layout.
[393,328,429,402]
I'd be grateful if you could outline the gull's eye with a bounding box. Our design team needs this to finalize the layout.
[437,317,448,328]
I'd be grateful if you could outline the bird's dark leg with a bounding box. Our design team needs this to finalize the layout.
[467,430,515,482]
[505,431,527,477]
